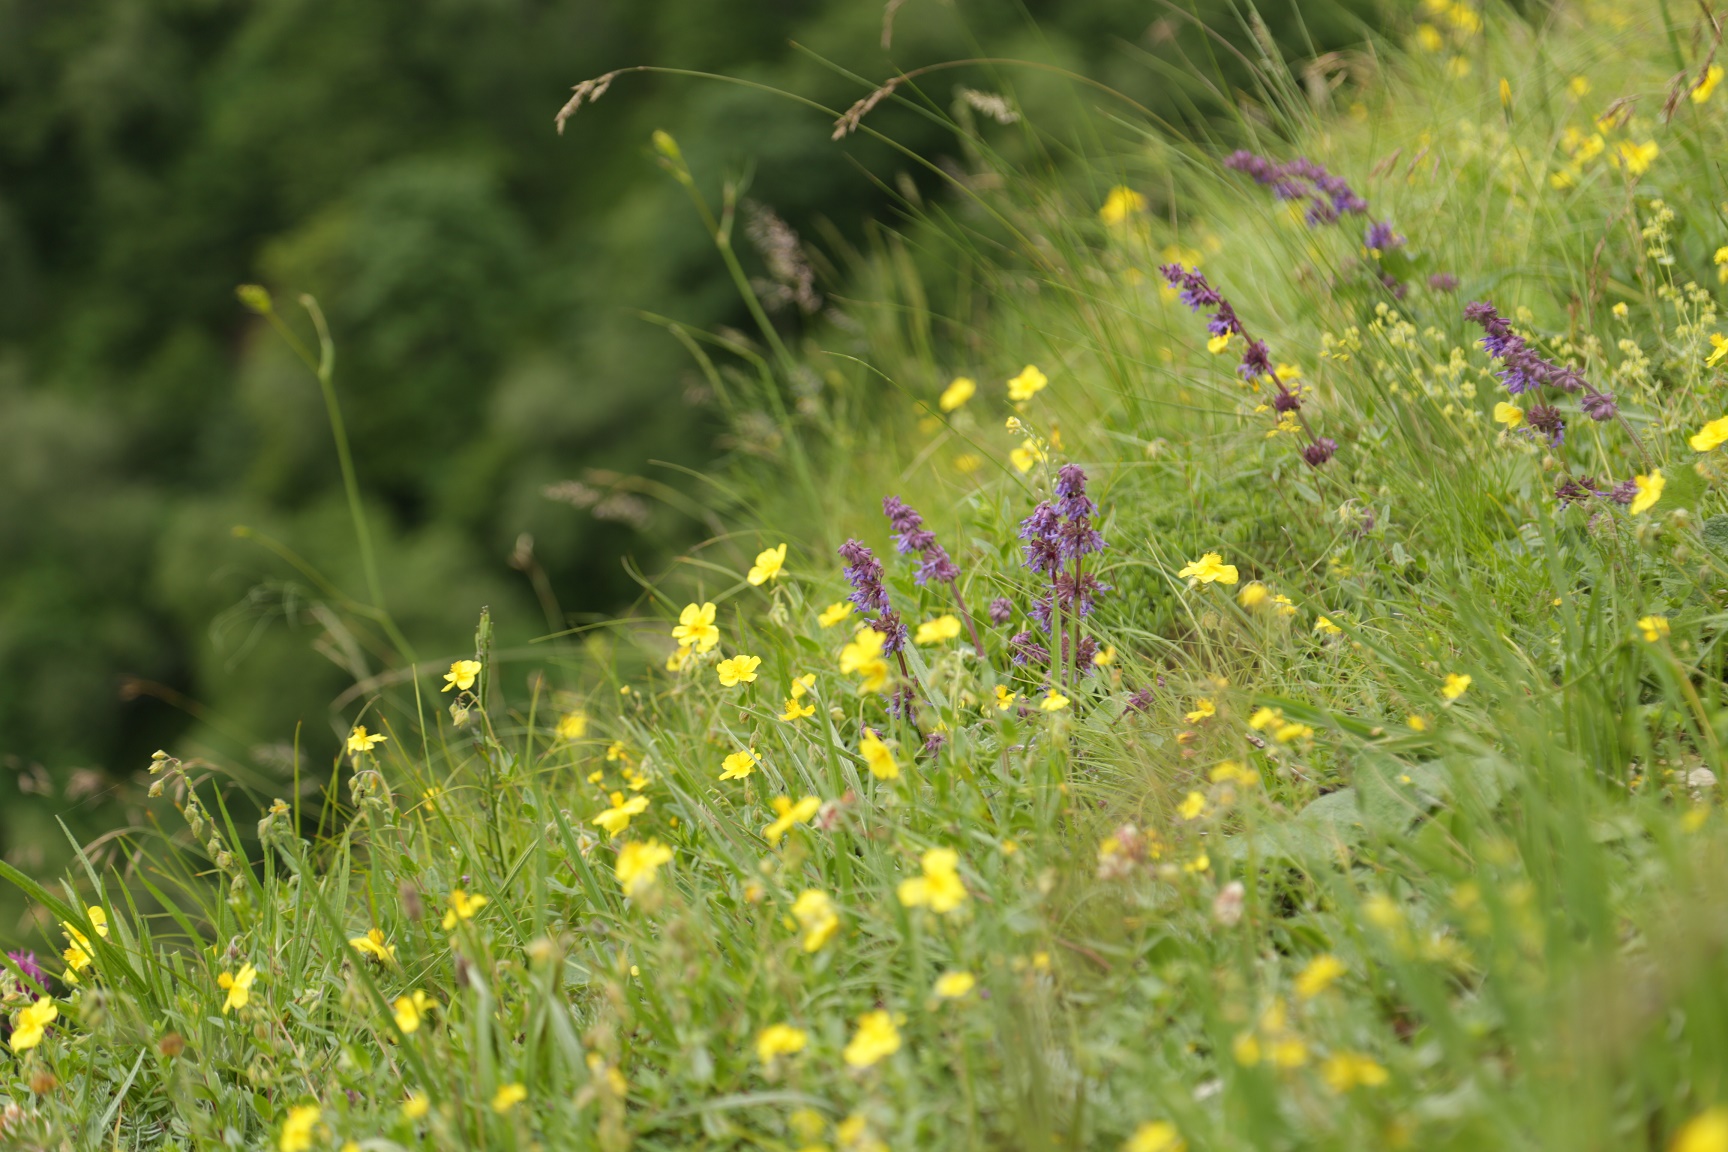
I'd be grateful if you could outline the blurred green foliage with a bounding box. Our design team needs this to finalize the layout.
[0,0,1375,878]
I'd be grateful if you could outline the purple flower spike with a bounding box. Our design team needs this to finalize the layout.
[839,539,890,615]
[988,597,1013,626]
[7,951,44,987]
[1303,438,1338,468]
[1527,404,1566,448]
[1009,631,1050,666]
[1580,390,1619,422]
[1365,220,1404,251]
[1429,272,1459,292]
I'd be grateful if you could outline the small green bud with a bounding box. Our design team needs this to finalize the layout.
[235,284,274,315]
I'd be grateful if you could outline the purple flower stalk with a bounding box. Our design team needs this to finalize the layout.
[1160,263,1338,469]
[6,951,44,988]
[1021,466,1112,686]
[838,539,907,652]
[1429,272,1459,293]
[988,597,1013,626]
[1225,152,1369,224]
[880,496,983,656]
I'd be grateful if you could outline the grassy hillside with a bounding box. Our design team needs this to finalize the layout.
[8,1,1728,1149]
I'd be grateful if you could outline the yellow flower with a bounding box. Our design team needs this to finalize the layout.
[720,748,759,781]
[764,795,821,845]
[592,792,651,838]
[857,731,898,780]
[1272,593,1296,617]
[1712,334,1728,367]
[1568,75,1591,98]
[792,889,840,951]
[840,627,887,674]
[218,963,257,1014]
[1673,1108,1728,1152]
[1498,76,1512,108]
[939,376,977,412]
[1007,364,1048,402]
[818,601,854,628]
[1314,616,1342,635]
[1294,954,1346,999]
[915,615,962,645]
[717,654,762,686]
[1493,401,1524,429]
[62,905,108,974]
[934,970,976,998]
[953,452,982,473]
[1692,416,1728,452]
[615,839,672,898]
[1177,791,1206,820]
[755,1023,809,1064]
[672,602,721,653]
[1210,759,1255,785]
[778,696,815,721]
[665,646,691,672]
[1269,1035,1308,1067]
[402,1093,431,1120]
[1321,1051,1389,1092]
[1609,139,1659,176]
[1237,582,1269,609]
[393,990,435,1034]
[993,685,1018,711]
[491,1083,527,1113]
[747,543,787,586]
[1092,644,1116,667]
[1408,714,1429,732]
[789,673,816,698]
[556,711,588,740]
[8,997,57,1052]
[1275,721,1314,743]
[1178,552,1239,585]
[1124,1121,1186,1152]
[1039,689,1070,712]
[279,1105,321,1152]
[1694,64,1724,104]
[1184,698,1215,724]
[1414,22,1443,51]
[1248,706,1280,731]
[1637,615,1671,643]
[348,928,396,964]
[1232,1031,1262,1066]
[1183,851,1210,873]
[1630,469,1665,515]
[441,888,489,930]
[843,1010,901,1068]
[442,659,482,693]
[897,847,968,913]
[1010,441,1044,473]
[346,725,387,754]
[1098,185,1147,226]
[1441,673,1471,701]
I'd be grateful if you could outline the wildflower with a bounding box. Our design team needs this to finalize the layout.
[279,1105,320,1152]
[1275,721,1314,743]
[720,749,758,781]
[1211,760,1256,785]
[1294,954,1346,999]
[672,602,721,653]
[218,963,257,1014]
[1184,698,1216,723]
[8,998,57,1052]
[994,685,1017,711]
[1177,791,1207,820]
[592,792,650,838]
[1040,690,1070,712]
[62,905,108,975]
[615,839,672,898]
[756,1023,808,1064]
[1124,1121,1186,1152]
[6,951,44,988]
[1098,186,1147,225]
[778,695,815,721]
[717,654,761,686]
[1009,631,1051,666]
[1691,416,1728,452]
[1007,364,1048,402]
[348,928,396,964]
[442,659,482,693]
[1207,334,1232,354]
[1408,714,1429,731]
[1321,1051,1389,1092]
[347,725,386,754]
[441,888,489,929]
[819,601,854,627]
[1441,673,1472,700]
[764,795,821,845]
[792,889,840,951]
[1179,553,1239,585]
[916,615,962,645]
[934,970,976,998]
[1314,616,1342,635]
[838,540,906,650]
[1092,644,1116,666]
[1712,334,1728,367]
[1673,1108,1728,1152]
[1223,151,1368,225]
[843,1010,901,1068]
[898,847,968,912]
[747,543,787,586]
[1493,402,1524,429]
[665,646,691,672]
[1609,139,1659,175]
[556,711,588,740]
[393,990,434,1034]
[491,1084,527,1113]
[1630,469,1664,515]
[855,730,898,779]
[988,597,1013,625]
[1526,404,1566,447]
[1637,615,1671,643]
[402,1094,430,1120]
[1237,582,1269,608]
[939,376,976,411]
[1302,438,1338,467]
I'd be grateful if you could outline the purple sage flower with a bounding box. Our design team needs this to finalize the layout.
[1527,404,1566,448]
[1428,272,1459,292]
[1303,438,1338,468]
[1009,631,1051,666]
[1580,390,1619,422]
[988,597,1013,626]
[6,951,44,987]
[1365,220,1404,251]
[1608,480,1638,506]
[837,539,906,651]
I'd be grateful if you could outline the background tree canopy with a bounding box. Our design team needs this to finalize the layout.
[0,0,1374,884]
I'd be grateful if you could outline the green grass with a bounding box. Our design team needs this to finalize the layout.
[9,1,1728,1149]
